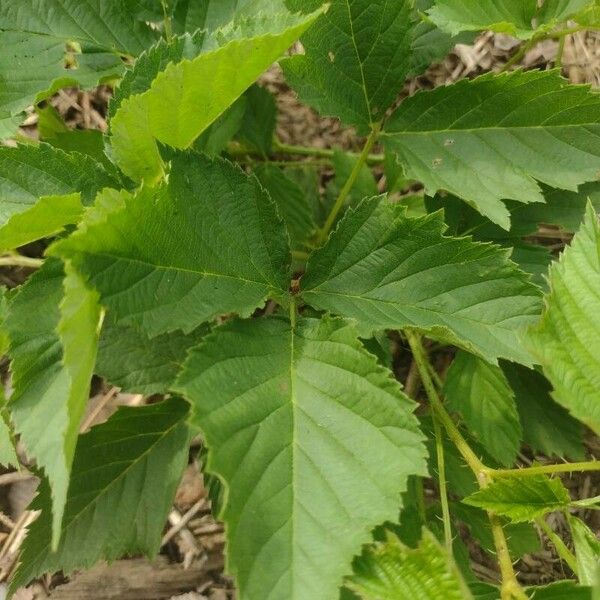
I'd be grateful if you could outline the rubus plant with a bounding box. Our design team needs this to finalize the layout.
[1,0,600,598]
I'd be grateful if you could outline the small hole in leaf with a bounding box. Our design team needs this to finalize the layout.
[328,51,335,62]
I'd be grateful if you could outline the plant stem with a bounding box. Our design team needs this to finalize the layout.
[501,37,538,72]
[292,250,310,262]
[432,410,453,552]
[272,139,384,166]
[555,34,566,70]
[537,517,579,575]
[160,0,172,41]
[0,254,44,269]
[490,515,528,600]
[318,123,382,245]
[493,461,600,478]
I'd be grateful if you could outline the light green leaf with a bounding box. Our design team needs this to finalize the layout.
[570,516,600,588]
[382,70,600,229]
[574,2,600,27]
[255,165,316,247]
[111,8,323,182]
[283,0,414,132]
[10,398,190,591]
[6,259,102,545]
[56,154,291,337]
[174,316,427,600]
[0,387,17,469]
[236,84,277,156]
[427,0,590,39]
[463,475,571,523]
[301,197,542,365]
[502,363,584,461]
[526,205,600,435]
[347,529,473,600]
[444,351,522,467]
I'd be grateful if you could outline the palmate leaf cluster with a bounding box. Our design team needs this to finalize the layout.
[0,0,600,599]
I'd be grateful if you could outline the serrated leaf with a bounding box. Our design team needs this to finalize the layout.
[283,0,414,133]
[96,316,207,395]
[510,244,553,290]
[444,351,522,466]
[255,165,316,247]
[56,154,291,337]
[570,516,600,588]
[11,398,190,590]
[382,70,600,229]
[174,316,427,600]
[301,197,542,365]
[347,530,473,600]
[111,8,322,182]
[427,0,590,39]
[0,388,17,469]
[0,144,120,251]
[193,96,247,156]
[463,475,570,523]
[526,205,600,434]
[6,259,101,545]
[502,363,584,461]
[236,84,277,156]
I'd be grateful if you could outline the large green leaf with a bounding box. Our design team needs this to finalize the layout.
[526,205,600,435]
[463,475,571,523]
[283,0,414,133]
[301,197,542,365]
[347,530,473,600]
[6,259,101,545]
[110,7,323,182]
[0,144,119,251]
[56,154,291,337]
[174,316,427,600]
[382,70,600,229]
[527,582,594,600]
[570,516,600,587]
[502,363,584,461]
[427,0,590,39]
[11,398,190,590]
[444,351,522,467]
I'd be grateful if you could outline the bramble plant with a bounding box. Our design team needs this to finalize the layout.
[1,0,600,598]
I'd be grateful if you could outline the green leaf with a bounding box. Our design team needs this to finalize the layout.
[444,351,522,467]
[255,165,316,247]
[325,149,378,210]
[502,363,584,461]
[11,398,190,590]
[301,197,542,365]
[526,205,600,435]
[427,0,590,39]
[96,316,207,395]
[56,154,291,337]
[570,516,600,588]
[282,0,414,132]
[463,475,571,523]
[0,144,119,251]
[382,70,600,229]
[510,244,553,291]
[0,387,17,469]
[6,259,102,546]
[236,84,277,156]
[192,96,247,156]
[111,8,322,182]
[347,530,473,600]
[527,582,594,600]
[174,316,427,600]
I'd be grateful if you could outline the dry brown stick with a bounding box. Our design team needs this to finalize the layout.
[161,500,205,547]
[0,471,34,486]
[80,386,120,432]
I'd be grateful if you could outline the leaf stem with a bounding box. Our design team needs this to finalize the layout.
[493,461,600,478]
[161,0,173,42]
[0,254,44,269]
[272,139,384,166]
[318,123,382,245]
[432,410,453,552]
[537,516,579,574]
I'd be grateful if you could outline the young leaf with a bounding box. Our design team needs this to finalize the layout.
[463,475,571,523]
[444,351,522,467]
[11,398,190,590]
[382,70,600,229]
[301,197,542,365]
[283,0,414,133]
[111,8,323,182]
[56,154,291,337]
[502,363,584,461]
[347,530,473,600]
[174,316,427,600]
[526,205,600,435]
[570,516,600,587]
[6,259,102,545]
[427,0,590,39]
[236,84,277,156]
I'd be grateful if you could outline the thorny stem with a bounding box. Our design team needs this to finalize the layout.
[318,123,382,245]
[555,34,566,70]
[490,515,528,600]
[537,517,579,575]
[0,254,44,269]
[494,461,600,478]
[272,139,385,166]
[432,410,453,552]
[161,0,173,42]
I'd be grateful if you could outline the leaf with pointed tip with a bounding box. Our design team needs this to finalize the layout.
[347,530,473,600]
[301,197,542,365]
[463,475,570,523]
[10,398,190,591]
[282,0,415,133]
[444,351,522,467]
[6,259,101,545]
[174,316,427,600]
[569,516,600,588]
[526,205,600,435]
[110,8,323,181]
[382,70,600,229]
[56,154,291,337]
